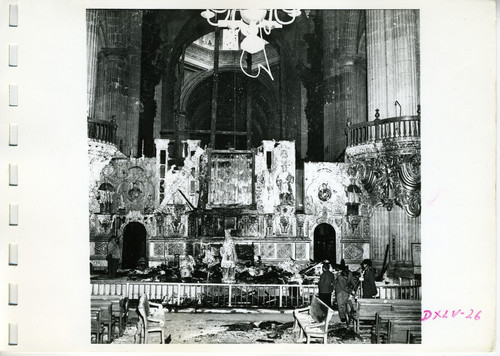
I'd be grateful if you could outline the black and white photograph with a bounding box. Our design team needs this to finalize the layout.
[87,9,422,345]
[0,0,496,354]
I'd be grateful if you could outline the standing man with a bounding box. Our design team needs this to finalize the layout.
[318,263,335,307]
[360,259,377,298]
[335,267,355,326]
[107,236,121,278]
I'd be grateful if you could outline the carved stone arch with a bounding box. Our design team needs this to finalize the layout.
[120,217,149,269]
[119,211,146,234]
[180,66,279,115]
[181,67,280,147]
[308,215,343,264]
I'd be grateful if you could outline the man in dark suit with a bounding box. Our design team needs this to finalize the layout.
[318,263,335,307]
[360,259,378,298]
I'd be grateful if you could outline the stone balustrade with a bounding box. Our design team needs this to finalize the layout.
[347,116,420,147]
[88,118,117,145]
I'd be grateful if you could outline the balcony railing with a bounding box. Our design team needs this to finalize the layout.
[88,118,117,145]
[347,115,420,147]
[91,280,421,308]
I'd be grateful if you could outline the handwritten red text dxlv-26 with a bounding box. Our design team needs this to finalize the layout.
[421,309,482,321]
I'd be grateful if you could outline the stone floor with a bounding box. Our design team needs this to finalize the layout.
[111,309,370,344]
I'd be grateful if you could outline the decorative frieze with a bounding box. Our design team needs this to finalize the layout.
[167,242,185,255]
[152,242,165,257]
[261,243,277,259]
[342,242,367,260]
[93,242,108,256]
[277,243,294,260]
[295,243,308,260]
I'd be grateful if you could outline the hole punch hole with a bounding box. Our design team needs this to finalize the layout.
[9,84,18,106]
[9,45,18,67]
[9,284,18,305]
[9,5,18,27]
[9,204,18,226]
[9,244,18,265]
[9,324,18,345]
[9,164,18,186]
[9,124,18,146]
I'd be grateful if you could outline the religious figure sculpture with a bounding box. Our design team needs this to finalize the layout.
[179,251,195,279]
[276,164,294,205]
[220,229,237,283]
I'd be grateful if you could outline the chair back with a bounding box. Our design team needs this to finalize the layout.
[137,294,149,343]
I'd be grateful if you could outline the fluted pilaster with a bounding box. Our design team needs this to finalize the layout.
[92,10,142,156]
[367,10,419,119]
[86,10,99,118]
[323,10,367,162]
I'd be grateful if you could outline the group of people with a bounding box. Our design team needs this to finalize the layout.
[318,259,377,327]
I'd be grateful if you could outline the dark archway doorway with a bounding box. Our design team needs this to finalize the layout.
[122,222,147,269]
[313,223,336,264]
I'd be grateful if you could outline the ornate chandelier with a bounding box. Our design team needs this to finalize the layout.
[200,9,301,80]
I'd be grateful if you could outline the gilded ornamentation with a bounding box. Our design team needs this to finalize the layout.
[277,243,293,259]
[353,153,421,217]
[295,243,307,260]
[97,215,112,234]
[296,215,305,237]
[167,242,184,255]
[94,242,108,256]
[343,243,364,260]
[153,242,165,256]
[253,243,261,257]
[126,210,144,223]
[261,243,276,259]
[317,182,332,201]
[266,214,274,236]
[363,217,370,237]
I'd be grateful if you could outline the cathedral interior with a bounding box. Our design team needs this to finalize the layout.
[87,9,421,280]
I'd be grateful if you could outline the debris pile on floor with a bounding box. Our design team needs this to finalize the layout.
[110,310,371,345]
[95,258,361,286]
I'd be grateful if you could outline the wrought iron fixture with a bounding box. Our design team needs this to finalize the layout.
[200,9,301,80]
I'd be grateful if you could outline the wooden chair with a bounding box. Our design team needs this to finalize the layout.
[387,320,421,343]
[111,297,129,337]
[374,311,421,343]
[135,293,165,344]
[91,308,101,344]
[407,330,422,344]
[92,296,129,339]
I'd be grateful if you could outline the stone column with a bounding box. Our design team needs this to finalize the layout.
[366,10,420,119]
[86,10,99,119]
[323,10,367,162]
[127,11,143,156]
[93,10,142,156]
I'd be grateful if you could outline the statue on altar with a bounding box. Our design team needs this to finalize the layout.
[276,163,294,205]
[179,251,195,279]
[220,229,237,283]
